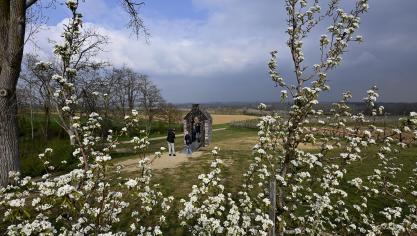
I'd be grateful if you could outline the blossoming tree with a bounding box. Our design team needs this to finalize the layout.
[179,0,417,235]
[0,1,172,234]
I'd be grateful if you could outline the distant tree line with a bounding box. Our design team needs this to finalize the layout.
[183,102,417,117]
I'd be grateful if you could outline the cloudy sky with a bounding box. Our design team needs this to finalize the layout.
[26,0,417,103]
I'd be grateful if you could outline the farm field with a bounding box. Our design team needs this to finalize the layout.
[211,114,258,124]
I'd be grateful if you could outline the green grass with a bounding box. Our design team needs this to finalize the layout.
[19,138,74,176]
[154,128,257,198]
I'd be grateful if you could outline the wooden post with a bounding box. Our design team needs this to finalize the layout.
[269,178,276,236]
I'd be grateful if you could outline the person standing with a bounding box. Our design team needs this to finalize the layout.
[166,128,176,156]
[184,131,192,156]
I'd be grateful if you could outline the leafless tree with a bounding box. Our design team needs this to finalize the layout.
[160,102,182,128]
[109,67,128,116]
[22,54,56,140]
[106,66,143,116]
[99,69,119,119]
[138,76,164,130]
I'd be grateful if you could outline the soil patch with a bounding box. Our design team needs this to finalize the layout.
[117,151,203,172]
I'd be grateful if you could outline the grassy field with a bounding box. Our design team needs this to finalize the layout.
[152,127,257,197]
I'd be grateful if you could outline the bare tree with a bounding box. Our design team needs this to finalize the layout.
[106,66,143,116]
[160,102,182,128]
[100,69,119,118]
[0,0,147,186]
[120,66,141,112]
[138,76,164,130]
[22,54,56,140]
[109,67,128,116]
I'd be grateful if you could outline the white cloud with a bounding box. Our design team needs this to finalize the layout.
[26,0,287,78]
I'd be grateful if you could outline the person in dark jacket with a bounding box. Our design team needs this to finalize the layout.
[166,128,176,156]
[184,131,192,156]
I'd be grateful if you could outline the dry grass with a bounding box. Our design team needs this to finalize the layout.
[211,114,258,125]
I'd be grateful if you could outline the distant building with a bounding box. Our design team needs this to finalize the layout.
[183,104,212,147]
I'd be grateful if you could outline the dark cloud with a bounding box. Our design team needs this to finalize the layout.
[324,0,417,102]
[151,0,417,103]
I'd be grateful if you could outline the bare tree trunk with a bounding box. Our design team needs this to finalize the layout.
[147,113,153,132]
[128,88,134,112]
[0,94,20,186]
[128,100,134,112]
[0,0,27,186]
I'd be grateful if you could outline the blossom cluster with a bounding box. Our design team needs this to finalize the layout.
[179,156,272,235]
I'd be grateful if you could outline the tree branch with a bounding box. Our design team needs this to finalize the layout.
[25,0,38,9]
[120,0,149,39]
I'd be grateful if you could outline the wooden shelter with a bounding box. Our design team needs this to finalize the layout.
[183,104,212,147]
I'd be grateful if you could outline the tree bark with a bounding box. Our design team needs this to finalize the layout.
[0,0,27,186]
[0,95,20,186]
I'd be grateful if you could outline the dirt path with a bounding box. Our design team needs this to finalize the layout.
[148,128,227,141]
[116,130,320,173]
[120,128,227,144]
[117,151,203,172]
[115,128,228,172]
